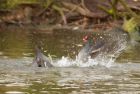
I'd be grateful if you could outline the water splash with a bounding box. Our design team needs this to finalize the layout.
[54,36,127,68]
[55,55,115,68]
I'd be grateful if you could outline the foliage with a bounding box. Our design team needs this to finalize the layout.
[0,0,38,9]
[123,16,140,42]
[7,0,38,8]
[99,0,137,19]
[98,0,118,19]
[123,16,140,33]
[42,0,67,24]
[0,0,7,9]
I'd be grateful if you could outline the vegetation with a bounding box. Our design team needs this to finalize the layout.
[0,0,37,9]
[0,0,140,42]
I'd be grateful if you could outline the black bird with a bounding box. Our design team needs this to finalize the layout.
[77,27,128,62]
[77,35,105,62]
[32,46,53,67]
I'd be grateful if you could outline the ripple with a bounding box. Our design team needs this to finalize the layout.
[5,91,28,94]
[5,82,31,87]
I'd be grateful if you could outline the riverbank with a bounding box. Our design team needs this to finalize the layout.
[0,0,139,31]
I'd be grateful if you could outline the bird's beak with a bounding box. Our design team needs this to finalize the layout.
[83,35,88,42]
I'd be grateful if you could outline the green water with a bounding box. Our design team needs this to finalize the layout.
[0,27,140,94]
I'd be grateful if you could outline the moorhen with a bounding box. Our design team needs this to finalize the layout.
[77,27,128,62]
[77,35,105,62]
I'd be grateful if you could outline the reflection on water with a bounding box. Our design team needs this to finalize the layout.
[0,27,140,94]
[0,28,85,58]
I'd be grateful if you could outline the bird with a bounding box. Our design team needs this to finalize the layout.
[32,46,53,67]
[77,27,128,63]
[77,35,105,62]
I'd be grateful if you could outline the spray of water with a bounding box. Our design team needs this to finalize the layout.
[54,35,127,68]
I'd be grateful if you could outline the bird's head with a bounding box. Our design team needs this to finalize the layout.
[83,35,96,43]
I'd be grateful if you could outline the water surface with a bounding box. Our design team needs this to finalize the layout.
[0,27,140,94]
